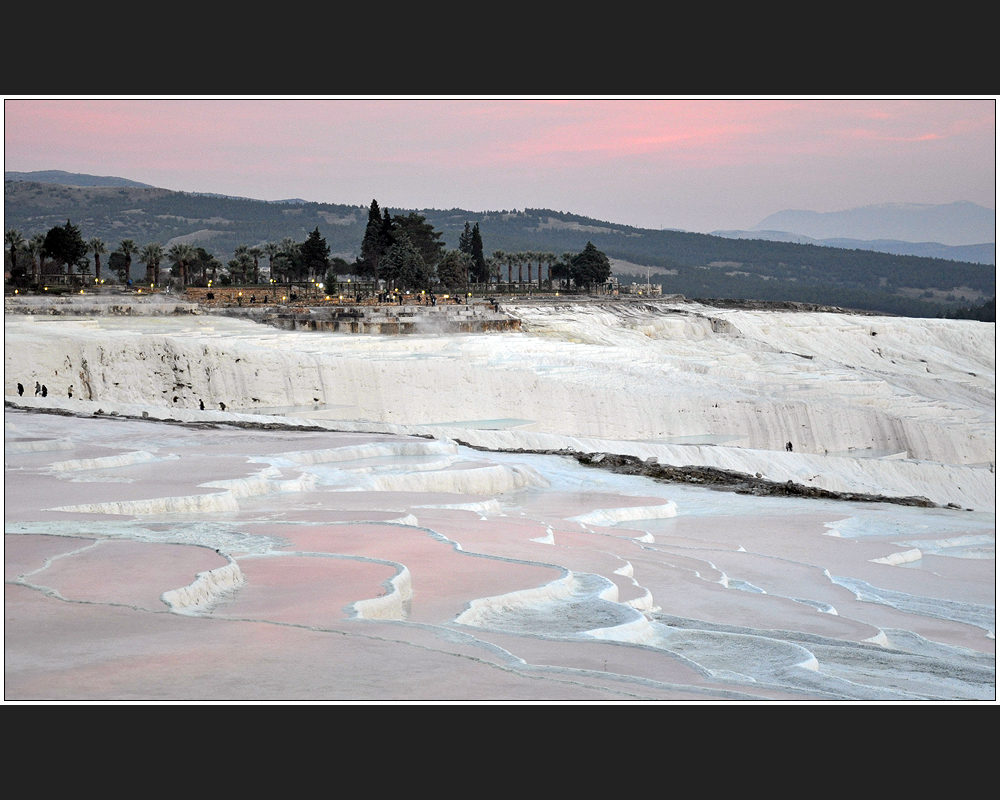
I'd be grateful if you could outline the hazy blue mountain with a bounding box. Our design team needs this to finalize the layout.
[4,170,157,188]
[752,202,994,247]
[711,229,995,265]
[712,229,822,245]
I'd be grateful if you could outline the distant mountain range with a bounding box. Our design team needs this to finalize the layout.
[711,229,995,265]
[742,201,994,248]
[4,171,995,318]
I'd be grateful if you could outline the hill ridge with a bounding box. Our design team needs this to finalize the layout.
[4,173,994,318]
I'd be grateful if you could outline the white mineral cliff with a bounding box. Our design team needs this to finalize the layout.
[5,298,995,510]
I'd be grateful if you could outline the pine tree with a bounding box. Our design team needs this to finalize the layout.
[382,233,430,291]
[300,227,330,282]
[108,250,129,283]
[571,242,612,291]
[436,250,471,291]
[391,212,446,269]
[42,220,88,279]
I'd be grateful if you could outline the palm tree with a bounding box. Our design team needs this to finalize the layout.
[536,252,549,289]
[119,239,139,284]
[228,251,253,285]
[88,237,107,284]
[231,245,252,284]
[279,237,298,284]
[5,229,25,281]
[28,233,46,284]
[139,243,164,285]
[543,252,557,289]
[561,252,576,291]
[515,251,525,286]
[526,250,539,288]
[248,245,263,284]
[262,241,280,283]
[206,255,222,284]
[168,243,195,287]
[488,251,506,286]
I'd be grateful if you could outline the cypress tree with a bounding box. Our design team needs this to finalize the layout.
[470,223,487,282]
[458,221,473,255]
[359,200,386,282]
[382,208,395,248]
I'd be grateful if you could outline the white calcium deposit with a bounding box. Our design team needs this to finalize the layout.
[5,296,996,701]
[5,299,994,510]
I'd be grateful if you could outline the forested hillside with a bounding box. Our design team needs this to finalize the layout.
[4,181,369,261]
[5,179,994,318]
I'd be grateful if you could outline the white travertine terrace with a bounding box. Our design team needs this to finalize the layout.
[4,297,994,701]
[161,561,246,615]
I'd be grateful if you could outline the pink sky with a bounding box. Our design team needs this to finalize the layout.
[3,97,996,232]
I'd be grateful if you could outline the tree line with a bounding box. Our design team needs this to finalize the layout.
[9,180,991,320]
[5,204,612,294]
[351,200,611,292]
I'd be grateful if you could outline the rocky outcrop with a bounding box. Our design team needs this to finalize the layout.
[572,452,940,507]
